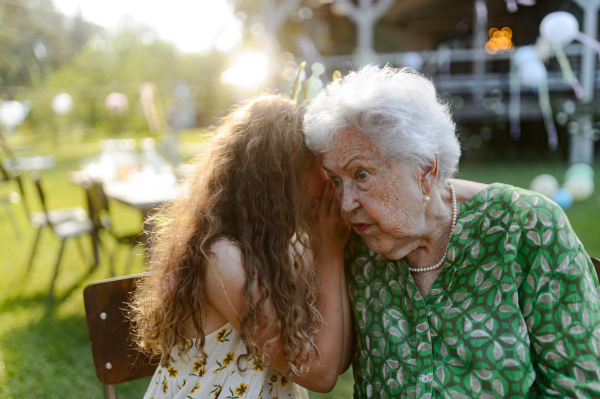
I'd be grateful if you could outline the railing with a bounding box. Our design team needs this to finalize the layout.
[321,43,597,122]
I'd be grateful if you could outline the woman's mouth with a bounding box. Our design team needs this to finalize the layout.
[351,223,371,232]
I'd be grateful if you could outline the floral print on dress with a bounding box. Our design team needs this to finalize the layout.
[214,351,235,373]
[162,377,168,394]
[190,382,200,394]
[190,359,206,378]
[223,352,235,365]
[209,384,223,398]
[252,357,265,372]
[143,324,308,399]
[167,365,178,378]
[217,327,232,342]
[236,382,248,396]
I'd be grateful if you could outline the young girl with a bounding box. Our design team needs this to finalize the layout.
[130,94,353,399]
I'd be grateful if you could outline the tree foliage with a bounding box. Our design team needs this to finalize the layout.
[0,0,98,86]
[2,3,236,139]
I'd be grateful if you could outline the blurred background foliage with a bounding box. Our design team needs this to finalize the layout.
[0,0,237,147]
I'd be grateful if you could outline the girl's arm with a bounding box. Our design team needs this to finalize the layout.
[204,180,351,393]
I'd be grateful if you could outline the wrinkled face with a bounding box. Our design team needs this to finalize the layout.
[303,153,329,205]
[323,128,426,259]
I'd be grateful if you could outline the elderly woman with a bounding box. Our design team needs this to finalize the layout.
[304,66,600,398]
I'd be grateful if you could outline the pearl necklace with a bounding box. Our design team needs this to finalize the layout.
[406,183,457,273]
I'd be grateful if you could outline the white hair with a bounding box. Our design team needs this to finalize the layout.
[303,65,461,184]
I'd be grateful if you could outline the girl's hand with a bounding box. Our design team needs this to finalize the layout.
[314,180,351,256]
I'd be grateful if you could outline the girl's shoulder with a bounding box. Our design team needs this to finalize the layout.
[209,238,245,274]
[206,238,247,295]
[204,238,257,326]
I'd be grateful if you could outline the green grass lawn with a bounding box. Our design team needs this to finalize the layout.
[1,145,599,398]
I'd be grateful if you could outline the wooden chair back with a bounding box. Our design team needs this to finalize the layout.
[83,274,157,391]
[591,257,600,281]
[85,180,111,232]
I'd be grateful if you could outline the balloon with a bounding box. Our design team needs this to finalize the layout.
[305,63,325,103]
[0,101,26,128]
[512,46,537,68]
[553,188,573,209]
[311,62,325,76]
[540,12,579,45]
[105,92,129,113]
[52,93,73,115]
[564,163,595,181]
[519,60,548,86]
[399,52,424,70]
[564,175,595,201]
[530,174,559,198]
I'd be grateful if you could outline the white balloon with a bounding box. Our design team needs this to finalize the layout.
[540,12,579,45]
[520,60,548,86]
[530,174,559,198]
[52,93,73,115]
[564,175,594,201]
[0,101,25,127]
[565,162,594,180]
[512,46,537,68]
[399,52,424,70]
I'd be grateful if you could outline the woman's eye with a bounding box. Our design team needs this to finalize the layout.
[357,170,368,180]
[332,177,342,186]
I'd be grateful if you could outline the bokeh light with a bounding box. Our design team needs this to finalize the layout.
[105,92,129,114]
[0,101,27,129]
[485,27,514,55]
[220,53,269,87]
[52,93,73,115]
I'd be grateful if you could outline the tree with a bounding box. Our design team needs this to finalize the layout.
[0,0,99,86]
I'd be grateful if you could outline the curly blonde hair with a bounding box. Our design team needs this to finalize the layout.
[129,93,321,376]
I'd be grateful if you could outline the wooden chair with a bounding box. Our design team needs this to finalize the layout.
[85,180,146,276]
[591,257,600,281]
[83,274,158,399]
[29,172,97,298]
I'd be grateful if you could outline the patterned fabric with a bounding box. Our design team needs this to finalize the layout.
[344,183,600,399]
[144,322,308,399]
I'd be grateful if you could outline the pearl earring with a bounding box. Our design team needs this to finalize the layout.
[424,195,430,203]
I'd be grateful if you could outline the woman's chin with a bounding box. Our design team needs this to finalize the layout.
[360,234,389,256]
[358,232,404,260]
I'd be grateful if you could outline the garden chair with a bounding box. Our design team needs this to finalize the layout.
[26,171,96,270]
[85,180,146,276]
[29,172,97,298]
[83,274,158,399]
[0,161,22,237]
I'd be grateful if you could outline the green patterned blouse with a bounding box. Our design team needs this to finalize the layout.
[344,183,600,399]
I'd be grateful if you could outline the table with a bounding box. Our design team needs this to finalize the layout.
[69,171,180,215]
[69,171,181,252]
[101,180,180,219]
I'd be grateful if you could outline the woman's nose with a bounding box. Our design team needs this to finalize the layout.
[340,184,360,213]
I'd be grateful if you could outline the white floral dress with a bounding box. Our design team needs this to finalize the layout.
[143,322,309,399]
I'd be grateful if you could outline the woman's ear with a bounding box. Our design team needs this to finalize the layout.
[420,157,439,195]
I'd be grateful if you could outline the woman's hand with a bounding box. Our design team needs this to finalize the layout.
[313,180,351,257]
